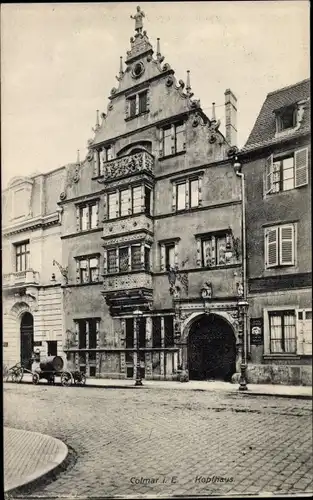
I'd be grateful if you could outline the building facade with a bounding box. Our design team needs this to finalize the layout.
[59,11,247,381]
[241,78,312,385]
[2,167,68,370]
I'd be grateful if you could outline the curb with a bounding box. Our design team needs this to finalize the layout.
[5,379,312,400]
[5,428,68,494]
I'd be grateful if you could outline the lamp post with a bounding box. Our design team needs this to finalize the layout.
[233,155,248,391]
[133,308,143,386]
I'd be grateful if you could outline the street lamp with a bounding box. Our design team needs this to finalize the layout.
[133,308,143,386]
[233,156,248,391]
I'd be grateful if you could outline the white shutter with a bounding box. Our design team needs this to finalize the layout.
[265,227,278,268]
[280,225,294,265]
[264,154,273,195]
[159,128,164,158]
[294,147,309,188]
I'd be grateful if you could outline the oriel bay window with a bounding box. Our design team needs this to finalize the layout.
[160,122,185,158]
[172,176,202,212]
[77,200,99,231]
[15,240,30,272]
[105,243,151,274]
[268,310,296,354]
[106,184,152,219]
[76,255,100,283]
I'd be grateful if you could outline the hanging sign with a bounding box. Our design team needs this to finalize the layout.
[250,318,263,345]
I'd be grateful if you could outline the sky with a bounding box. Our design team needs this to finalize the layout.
[1,1,310,188]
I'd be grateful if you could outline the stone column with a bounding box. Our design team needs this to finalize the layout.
[133,317,138,380]
[120,319,127,378]
[160,316,165,378]
[145,317,153,379]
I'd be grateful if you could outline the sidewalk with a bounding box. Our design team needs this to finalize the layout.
[4,427,68,493]
[16,372,313,399]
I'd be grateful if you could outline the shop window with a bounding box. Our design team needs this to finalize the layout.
[268,310,296,354]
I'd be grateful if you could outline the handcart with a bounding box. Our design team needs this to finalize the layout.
[31,356,86,387]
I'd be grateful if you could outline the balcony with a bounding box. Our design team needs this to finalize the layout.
[102,271,153,315]
[3,270,40,289]
[103,213,153,242]
[99,151,154,182]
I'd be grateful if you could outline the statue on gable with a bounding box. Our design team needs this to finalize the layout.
[131,6,145,35]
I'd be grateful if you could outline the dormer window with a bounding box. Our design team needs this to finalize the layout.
[276,105,297,133]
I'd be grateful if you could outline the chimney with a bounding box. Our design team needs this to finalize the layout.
[224,89,237,147]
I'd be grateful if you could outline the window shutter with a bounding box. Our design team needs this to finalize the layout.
[85,206,90,230]
[171,124,175,154]
[76,259,80,283]
[125,99,129,119]
[96,201,99,227]
[294,147,308,188]
[280,225,294,265]
[266,227,278,267]
[264,154,273,195]
[76,206,80,231]
[135,95,139,115]
[116,190,119,218]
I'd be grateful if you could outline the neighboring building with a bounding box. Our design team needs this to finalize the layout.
[241,78,311,385]
[59,8,246,381]
[2,167,67,369]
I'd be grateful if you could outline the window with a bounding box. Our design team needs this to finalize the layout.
[265,224,295,268]
[265,148,308,195]
[78,201,99,231]
[100,146,113,166]
[174,177,200,211]
[120,189,129,216]
[107,185,151,219]
[164,316,174,347]
[201,233,232,267]
[129,96,137,117]
[106,244,151,273]
[152,317,161,347]
[132,186,142,214]
[75,319,100,350]
[269,310,296,353]
[77,256,100,283]
[144,246,151,271]
[176,183,186,211]
[108,192,117,219]
[126,318,134,348]
[15,241,30,272]
[160,122,185,157]
[139,91,148,114]
[119,247,129,272]
[276,106,297,132]
[107,249,117,273]
[127,91,148,119]
[131,245,141,271]
[165,243,175,270]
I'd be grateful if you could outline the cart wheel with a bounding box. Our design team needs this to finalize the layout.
[61,371,72,387]
[15,367,24,383]
[80,374,86,386]
[32,373,39,385]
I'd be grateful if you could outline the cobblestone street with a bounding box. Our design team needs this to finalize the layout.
[4,384,313,498]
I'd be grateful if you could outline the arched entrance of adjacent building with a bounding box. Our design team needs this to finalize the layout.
[20,312,34,370]
[188,314,236,381]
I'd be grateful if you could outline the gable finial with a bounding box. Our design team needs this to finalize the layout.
[76,149,80,164]
[157,38,161,57]
[96,109,100,127]
[186,70,191,93]
[130,6,145,36]
[119,56,123,78]
[212,102,216,122]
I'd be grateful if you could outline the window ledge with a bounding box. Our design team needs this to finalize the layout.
[62,281,103,288]
[103,212,153,223]
[103,269,152,277]
[265,264,295,270]
[125,110,150,122]
[263,354,300,360]
[158,150,186,161]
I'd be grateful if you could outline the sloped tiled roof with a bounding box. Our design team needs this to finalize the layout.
[243,78,310,151]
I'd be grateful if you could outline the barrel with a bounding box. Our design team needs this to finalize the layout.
[40,356,64,372]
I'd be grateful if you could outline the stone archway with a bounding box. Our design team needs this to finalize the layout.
[187,313,236,381]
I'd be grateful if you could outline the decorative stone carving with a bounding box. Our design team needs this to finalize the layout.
[131,61,145,79]
[208,119,222,144]
[165,75,174,87]
[111,87,117,95]
[201,282,212,300]
[59,191,67,201]
[53,259,69,285]
[192,113,201,127]
[101,151,154,181]
[162,63,171,72]
[130,6,145,35]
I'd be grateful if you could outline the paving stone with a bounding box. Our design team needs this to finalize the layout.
[3,384,312,497]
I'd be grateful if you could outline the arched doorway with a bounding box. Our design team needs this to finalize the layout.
[188,314,236,381]
[20,312,34,369]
